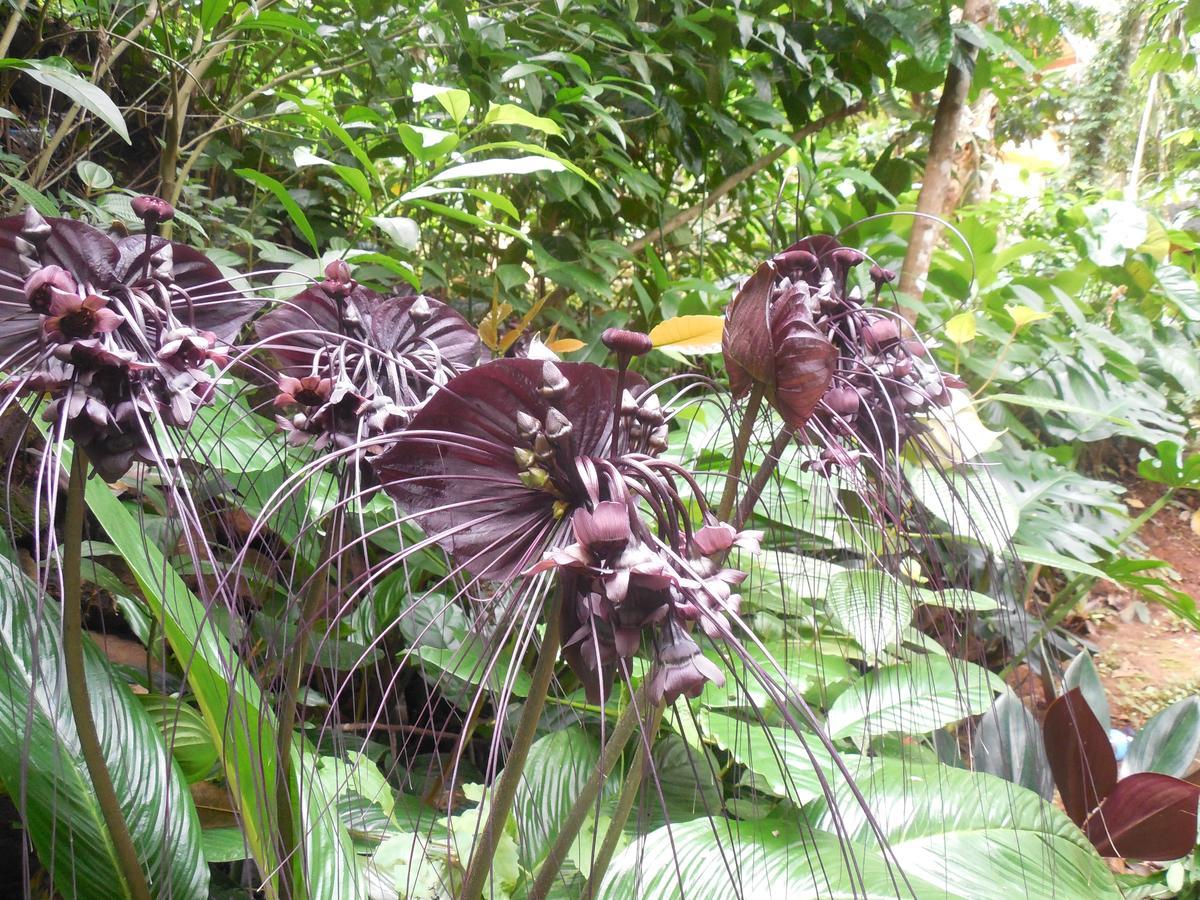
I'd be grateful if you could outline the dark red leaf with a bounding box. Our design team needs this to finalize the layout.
[1085,772,1200,859]
[768,297,836,428]
[256,284,479,375]
[721,262,775,396]
[1043,687,1118,826]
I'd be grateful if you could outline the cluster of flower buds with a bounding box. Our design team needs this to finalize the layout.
[724,235,964,469]
[258,260,479,458]
[532,500,759,703]
[0,203,250,480]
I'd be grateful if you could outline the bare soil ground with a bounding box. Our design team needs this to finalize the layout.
[1092,482,1200,729]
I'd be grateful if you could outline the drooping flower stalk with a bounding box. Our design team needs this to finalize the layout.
[61,449,153,900]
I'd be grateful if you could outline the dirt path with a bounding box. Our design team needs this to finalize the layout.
[1092,482,1200,728]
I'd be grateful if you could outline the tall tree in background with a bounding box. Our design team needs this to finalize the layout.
[899,0,996,304]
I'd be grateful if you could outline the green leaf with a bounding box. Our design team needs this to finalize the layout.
[369,215,420,250]
[513,728,614,870]
[1012,544,1107,579]
[699,640,854,710]
[200,0,233,33]
[1125,696,1200,778]
[599,812,926,898]
[825,569,913,663]
[413,82,470,124]
[4,58,129,143]
[637,733,723,830]
[972,690,1053,800]
[464,140,599,187]
[75,160,113,190]
[0,174,61,216]
[825,657,1002,742]
[811,762,1121,898]
[701,712,864,805]
[977,393,1134,428]
[81,470,363,898]
[0,548,208,899]
[1063,651,1110,733]
[406,198,528,242]
[430,156,566,182]
[415,636,533,697]
[907,466,1019,553]
[137,695,220,783]
[235,168,318,256]
[397,124,460,162]
[201,827,251,864]
[483,102,563,136]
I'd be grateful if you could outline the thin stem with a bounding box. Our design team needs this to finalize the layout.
[274,486,347,898]
[610,359,628,458]
[579,701,666,900]
[63,450,153,900]
[528,681,650,900]
[716,382,767,522]
[734,425,795,530]
[459,589,564,900]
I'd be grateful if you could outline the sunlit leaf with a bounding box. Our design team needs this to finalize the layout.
[649,315,724,354]
[483,102,563,136]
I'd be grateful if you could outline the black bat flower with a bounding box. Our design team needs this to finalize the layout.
[254,261,480,453]
[0,204,259,480]
[375,356,756,702]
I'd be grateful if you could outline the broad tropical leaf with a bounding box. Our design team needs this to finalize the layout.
[825,657,1002,743]
[0,550,208,899]
[597,813,931,898]
[810,762,1122,898]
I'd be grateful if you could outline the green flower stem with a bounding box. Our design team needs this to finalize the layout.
[716,383,766,523]
[527,681,651,900]
[275,484,347,898]
[460,588,563,900]
[63,449,153,900]
[579,700,667,900]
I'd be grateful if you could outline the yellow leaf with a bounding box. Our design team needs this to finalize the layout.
[1004,304,1051,329]
[945,312,977,345]
[1191,508,1200,539]
[648,315,724,355]
[913,389,1005,465]
[546,338,585,353]
[477,301,512,351]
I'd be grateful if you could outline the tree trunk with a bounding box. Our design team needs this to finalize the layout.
[898,0,996,307]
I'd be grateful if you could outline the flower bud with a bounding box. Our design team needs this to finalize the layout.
[601,328,653,357]
[20,207,51,243]
[409,294,433,325]
[862,317,901,350]
[539,361,569,398]
[544,407,572,441]
[870,264,897,286]
[824,386,860,417]
[24,265,76,314]
[516,411,541,441]
[131,195,176,225]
